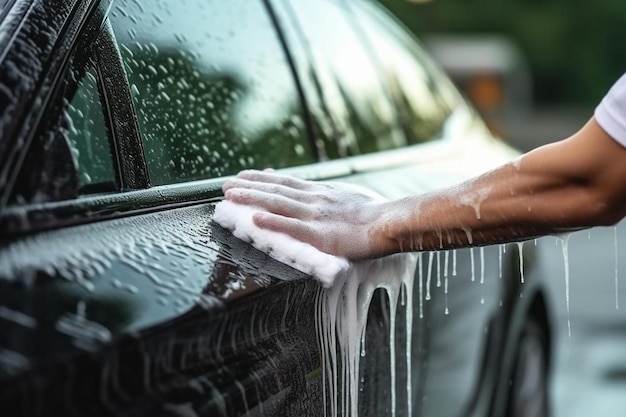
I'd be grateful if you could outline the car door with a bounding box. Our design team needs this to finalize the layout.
[0,1,330,416]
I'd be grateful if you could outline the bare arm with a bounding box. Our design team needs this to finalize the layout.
[223,117,626,260]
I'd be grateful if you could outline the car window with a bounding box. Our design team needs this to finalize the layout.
[66,65,116,193]
[283,0,406,156]
[349,0,460,145]
[108,0,314,186]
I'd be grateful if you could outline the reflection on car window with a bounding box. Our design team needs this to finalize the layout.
[350,1,460,144]
[109,0,313,186]
[284,0,405,156]
[9,56,115,205]
[66,66,116,192]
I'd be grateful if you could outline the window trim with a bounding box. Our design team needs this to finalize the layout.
[263,0,319,162]
[0,137,468,239]
[0,177,225,238]
[93,21,150,191]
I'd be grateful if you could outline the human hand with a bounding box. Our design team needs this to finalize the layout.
[222,170,395,260]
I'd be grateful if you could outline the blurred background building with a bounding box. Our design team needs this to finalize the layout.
[379,0,626,151]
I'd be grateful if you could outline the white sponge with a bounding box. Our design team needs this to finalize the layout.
[213,200,350,287]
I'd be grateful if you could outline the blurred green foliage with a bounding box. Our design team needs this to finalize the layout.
[378,0,626,105]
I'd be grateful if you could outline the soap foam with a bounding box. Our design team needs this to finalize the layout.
[318,253,419,417]
[213,200,350,287]
[214,188,419,417]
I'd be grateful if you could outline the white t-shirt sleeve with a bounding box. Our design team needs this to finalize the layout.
[595,73,626,148]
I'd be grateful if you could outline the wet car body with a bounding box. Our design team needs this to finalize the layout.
[0,0,552,416]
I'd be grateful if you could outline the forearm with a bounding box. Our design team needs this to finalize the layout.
[375,163,590,254]
[374,120,626,254]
